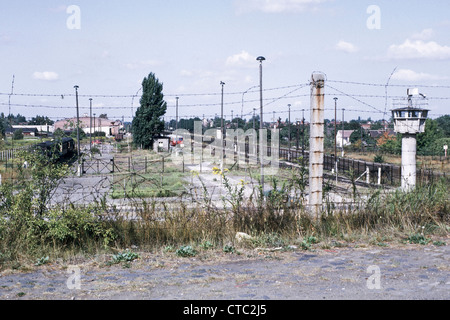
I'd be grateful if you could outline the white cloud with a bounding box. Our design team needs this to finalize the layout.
[335,40,359,53]
[387,39,450,60]
[392,69,448,82]
[235,0,329,14]
[124,60,161,70]
[410,28,434,41]
[32,71,59,81]
[226,50,256,67]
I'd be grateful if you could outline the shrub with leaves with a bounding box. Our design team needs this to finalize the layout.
[175,245,197,257]
[111,250,140,264]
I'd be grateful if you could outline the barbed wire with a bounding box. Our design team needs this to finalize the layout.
[2,79,449,99]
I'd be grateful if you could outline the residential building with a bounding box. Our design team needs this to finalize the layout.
[336,130,355,148]
[6,127,39,137]
[54,116,123,138]
[12,125,54,135]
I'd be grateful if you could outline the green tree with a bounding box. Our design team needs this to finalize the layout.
[132,73,167,149]
[53,128,67,140]
[436,115,450,138]
[13,129,24,141]
[29,116,54,126]
[0,112,5,138]
[430,138,450,155]
[350,127,375,146]
[417,119,444,153]
[70,128,86,140]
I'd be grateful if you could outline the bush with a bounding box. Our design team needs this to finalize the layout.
[12,129,24,141]
[373,155,384,163]
[175,245,197,257]
[0,150,117,265]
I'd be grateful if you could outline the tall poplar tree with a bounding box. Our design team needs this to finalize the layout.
[132,73,167,149]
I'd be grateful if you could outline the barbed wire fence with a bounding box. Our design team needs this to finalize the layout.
[1,77,449,218]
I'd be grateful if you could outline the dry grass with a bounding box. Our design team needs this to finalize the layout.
[344,150,450,172]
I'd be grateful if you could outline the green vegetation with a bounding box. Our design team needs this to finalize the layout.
[175,245,197,258]
[0,145,448,270]
[111,250,140,264]
[132,72,167,149]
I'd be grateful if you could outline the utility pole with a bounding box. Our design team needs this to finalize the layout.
[334,97,338,184]
[175,97,179,145]
[342,108,345,157]
[74,85,81,176]
[93,113,96,142]
[288,104,291,158]
[220,82,225,173]
[8,75,15,151]
[302,109,305,167]
[231,110,234,129]
[360,117,363,153]
[257,56,266,191]
[253,108,256,131]
[89,98,93,152]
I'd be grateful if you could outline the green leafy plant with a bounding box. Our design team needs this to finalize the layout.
[111,250,140,264]
[433,240,447,246]
[200,240,214,250]
[175,245,197,257]
[223,244,236,254]
[300,236,319,251]
[35,256,49,266]
[406,233,431,245]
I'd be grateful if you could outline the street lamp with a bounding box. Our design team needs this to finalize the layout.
[256,56,265,191]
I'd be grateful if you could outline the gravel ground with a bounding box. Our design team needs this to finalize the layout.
[1,242,448,301]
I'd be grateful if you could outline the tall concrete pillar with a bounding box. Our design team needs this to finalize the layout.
[401,134,417,192]
[309,73,325,218]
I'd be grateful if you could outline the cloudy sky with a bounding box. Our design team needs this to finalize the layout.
[1,0,449,123]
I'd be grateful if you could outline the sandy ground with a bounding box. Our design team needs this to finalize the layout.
[1,241,449,301]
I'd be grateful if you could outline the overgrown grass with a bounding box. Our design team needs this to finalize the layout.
[0,149,449,269]
[110,172,187,199]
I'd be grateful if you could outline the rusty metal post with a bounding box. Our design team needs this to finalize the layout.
[309,72,326,218]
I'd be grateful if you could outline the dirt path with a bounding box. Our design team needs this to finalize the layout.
[1,242,448,301]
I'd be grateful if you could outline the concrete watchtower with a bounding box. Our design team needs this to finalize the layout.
[392,88,429,192]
